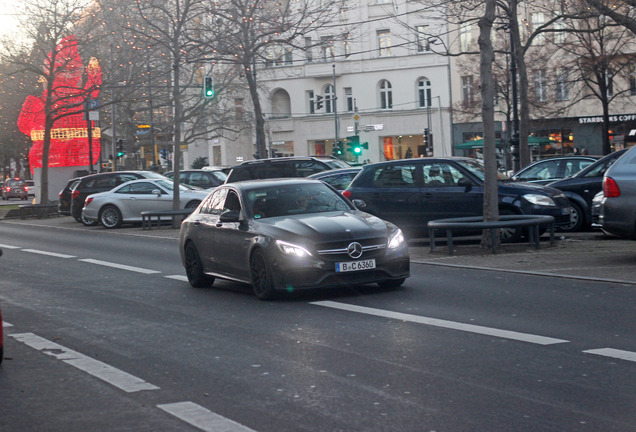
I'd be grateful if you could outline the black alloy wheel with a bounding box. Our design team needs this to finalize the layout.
[498,209,523,243]
[184,242,214,288]
[250,249,276,300]
[99,205,123,229]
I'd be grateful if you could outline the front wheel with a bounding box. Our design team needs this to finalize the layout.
[250,249,276,300]
[99,205,123,229]
[184,242,214,288]
[499,209,523,243]
[559,202,584,232]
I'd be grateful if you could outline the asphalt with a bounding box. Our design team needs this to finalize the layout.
[1,213,635,286]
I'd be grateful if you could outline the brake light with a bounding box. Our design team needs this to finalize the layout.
[84,197,93,206]
[24,186,29,192]
[72,190,79,199]
[342,190,352,199]
[603,177,621,198]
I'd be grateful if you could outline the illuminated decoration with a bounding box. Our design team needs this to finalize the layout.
[17,35,102,171]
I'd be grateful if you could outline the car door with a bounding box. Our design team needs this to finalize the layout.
[363,162,423,231]
[420,161,483,221]
[212,189,250,280]
[190,188,228,274]
[117,181,171,218]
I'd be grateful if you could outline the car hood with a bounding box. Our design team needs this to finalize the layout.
[256,210,392,243]
[498,180,564,197]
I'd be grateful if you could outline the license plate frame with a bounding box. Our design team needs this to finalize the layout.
[335,258,376,273]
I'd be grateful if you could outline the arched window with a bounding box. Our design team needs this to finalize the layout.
[379,80,392,109]
[271,88,291,118]
[418,78,432,108]
[325,85,335,113]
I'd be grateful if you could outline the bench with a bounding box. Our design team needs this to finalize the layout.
[427,215,555,255]
[141,208,194,230]
[18,204,59,220]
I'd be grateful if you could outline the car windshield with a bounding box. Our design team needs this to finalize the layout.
[155,178,190,192]
[246,183,351,219]
[455,159,509,181]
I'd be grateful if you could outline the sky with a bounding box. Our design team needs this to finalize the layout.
[0,2,23,39]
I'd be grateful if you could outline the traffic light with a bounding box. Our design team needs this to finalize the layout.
[315,95,324,110]
[203,76,214,98]
[332,142,343,157]
[423,128,430,148]
[346,135,360,154]
[116,139,125,157]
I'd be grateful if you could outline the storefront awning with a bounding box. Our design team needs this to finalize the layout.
[455,136,551,150]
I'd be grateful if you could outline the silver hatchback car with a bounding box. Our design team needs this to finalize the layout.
[600,145,636,239]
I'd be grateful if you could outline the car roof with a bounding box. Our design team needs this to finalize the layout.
[307,167,362,178]
[223,177,325,190]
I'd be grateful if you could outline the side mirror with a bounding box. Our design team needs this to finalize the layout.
[219,209,240,222]
[352,199,366,209]
[152,189,162,196]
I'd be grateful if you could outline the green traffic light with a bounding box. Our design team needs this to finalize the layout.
[117,152,125,157]
[354,147,362,154]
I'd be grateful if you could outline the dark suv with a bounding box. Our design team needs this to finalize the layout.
[343,157,573,240]
[1,178,28,200]
[70,171,166,224]
[225,156,350,183]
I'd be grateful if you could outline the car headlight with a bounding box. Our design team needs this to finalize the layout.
[276,240,312,257]
[388,228,405,249]
[523,194,556,207]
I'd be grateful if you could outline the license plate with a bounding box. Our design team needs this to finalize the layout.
[335,259,376,272]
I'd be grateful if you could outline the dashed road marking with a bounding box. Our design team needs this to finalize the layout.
[158,401,258,432]
[2,321,13,327]
[79,258,161,274]
[0,243,21,249]
[165,275,188,282]
[583,348,636,363]
[11,332,159,393]
[312,301,570,346]
[22,249,76,259]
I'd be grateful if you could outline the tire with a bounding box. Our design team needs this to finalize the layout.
[99,205,123,229]
[184,242,214,288]
[559,201,584,232]
[80,213,98,227]
[250,249,276,300]
[499,209,523,243]
[185,200,201,209]
[378,278,406,289]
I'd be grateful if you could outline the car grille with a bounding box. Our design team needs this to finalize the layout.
[316,237,387,260]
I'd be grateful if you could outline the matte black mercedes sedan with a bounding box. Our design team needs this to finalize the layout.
[179,178,410,300]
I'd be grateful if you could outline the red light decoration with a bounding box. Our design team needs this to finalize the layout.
[17,35,103,171]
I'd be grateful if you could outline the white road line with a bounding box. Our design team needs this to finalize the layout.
[2,321,13,327]
[79,258,161,274]
[22,249,76,259]
[11,333,160,393]
[0,243,21,249]
[165,275,188,282]
[312,301,569,346]
[583,348,636,363]
[158,402,258,432]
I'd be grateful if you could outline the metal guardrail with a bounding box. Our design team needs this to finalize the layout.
[140,208,194,230]
[18,204,59,220]
[427,215,555,255]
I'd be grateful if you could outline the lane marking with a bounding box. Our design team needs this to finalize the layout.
[312,301,569,346]
[22,249,76,259]
[79,258,161,274]
[583,348,636,363]
[0,243,21,249]
[165,275,188,282]
[2,321,13,327]
[158,401,258,432]
[11,333,159,393]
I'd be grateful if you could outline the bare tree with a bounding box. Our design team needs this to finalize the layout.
[203,0,346,160]
[0,0,103,203]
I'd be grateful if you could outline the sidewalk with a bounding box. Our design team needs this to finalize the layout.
[2,215,635,286]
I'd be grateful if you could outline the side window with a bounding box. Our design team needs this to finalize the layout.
[117,174,138,184]
[295,161,325,177]
[94,176,117,188]
[423,162,463,187]
[200,188,228,215]
[189,172,212,188]
[372,164,417,188]
[584,157,617,178]
[520,161,558,181]
[223,190,241,212]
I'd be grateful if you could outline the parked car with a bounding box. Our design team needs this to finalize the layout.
[547,149,628,231]
[71,171,167,225]
[590,191,604,229]
[600,145,636,239]
[58,177,82,216]
[509,156,598,185]
[225,156,351,183]
[179,178,410,300]
[164,169,226,190]
[1,178,28,200]
[342,157,573,241]
[25,180,35,198]
[82,178,208,228]
[307,167,362,191]
[0,248,3,365]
